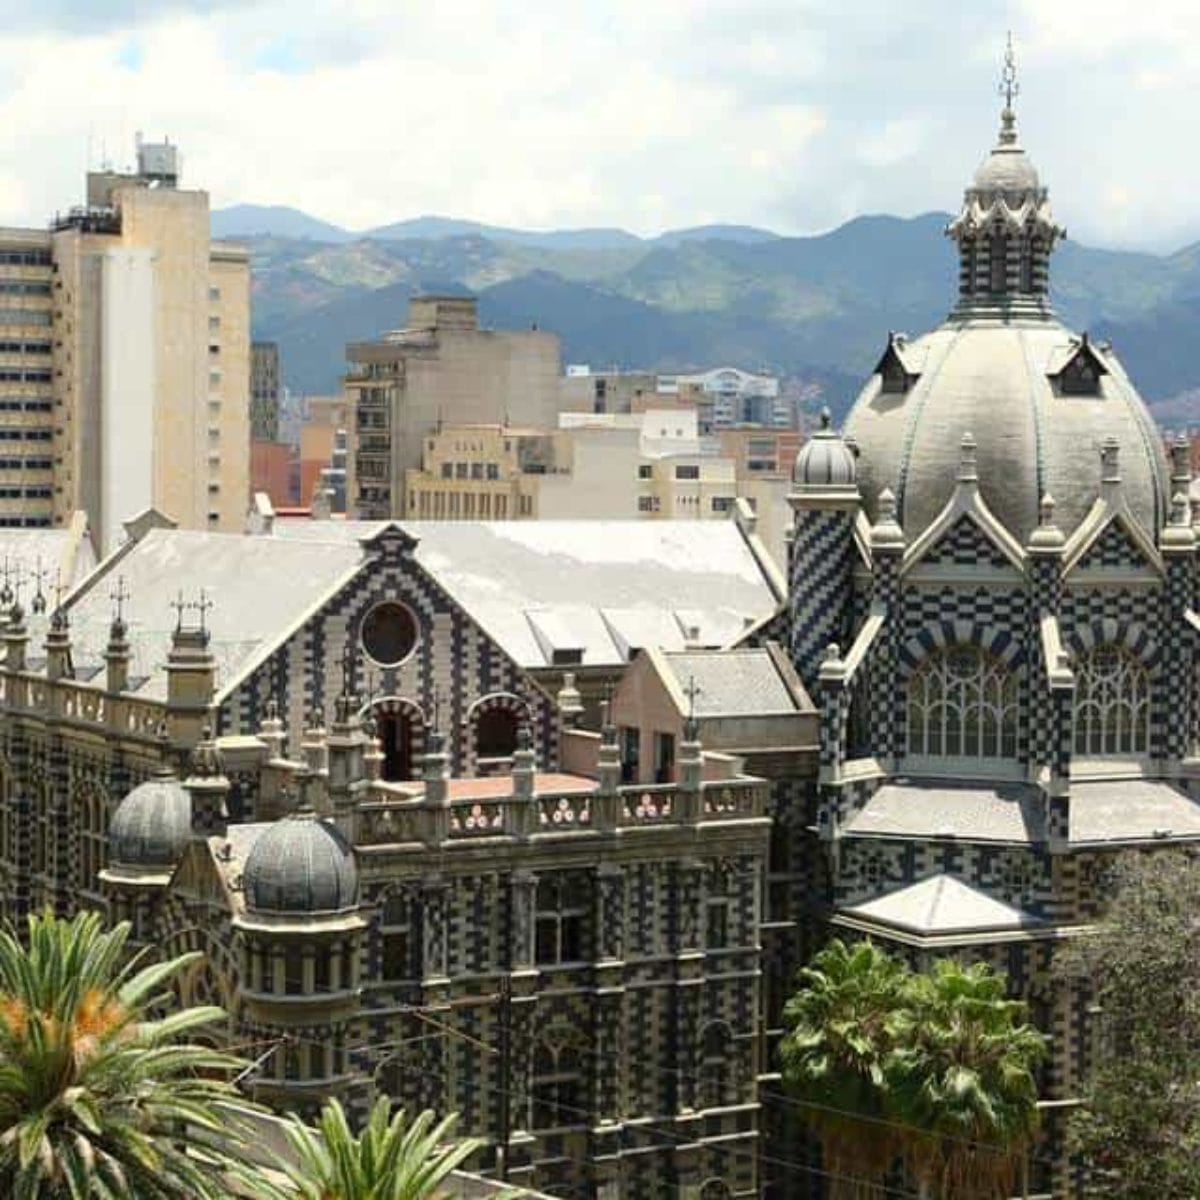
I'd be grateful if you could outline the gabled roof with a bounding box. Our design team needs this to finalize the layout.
[1045,332,1110,380]
[655,643,814,719]
[839,873,1042,937]
[272,519,778,669]
[60,528,365,700]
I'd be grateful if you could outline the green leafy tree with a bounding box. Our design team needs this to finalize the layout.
[887,960,1044,1198]
[0,909,259,1200]
[780,939,1044,1200]
[779,938,911,1197]
[1059,851,1200,1198]
[271,1095,483,1200]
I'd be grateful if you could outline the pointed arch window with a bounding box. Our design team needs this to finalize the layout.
[1073,644,1150,757]
[906,645,1020,759]
[700,1022,734,1108]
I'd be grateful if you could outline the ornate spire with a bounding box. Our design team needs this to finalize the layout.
[945,34,1063,316]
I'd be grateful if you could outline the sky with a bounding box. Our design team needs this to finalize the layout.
[0,0,1195,251]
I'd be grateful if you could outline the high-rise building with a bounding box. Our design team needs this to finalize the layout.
[345,295,561,519]
[0,137,250,552]
[250,341,281,441]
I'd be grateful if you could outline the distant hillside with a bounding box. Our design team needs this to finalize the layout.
[211,204,352,243]
[244,210,1200,421]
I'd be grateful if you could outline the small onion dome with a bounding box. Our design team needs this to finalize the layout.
[108,771,191,869]
[794,408,858,488]
[243,812,358,915]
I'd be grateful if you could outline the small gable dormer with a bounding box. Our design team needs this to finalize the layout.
[1049,332,1108,397]
[874,332,920,396]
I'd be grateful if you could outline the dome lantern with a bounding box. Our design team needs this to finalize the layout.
[792,409,858,491]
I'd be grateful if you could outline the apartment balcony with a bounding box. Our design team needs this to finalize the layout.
[357,434,391,455]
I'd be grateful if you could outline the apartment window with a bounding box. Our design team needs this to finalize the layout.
[486,463,499,480]
[470,462,483,479]
[454,462,468,480]
[637,496,657,513]
[535,874,588,965]
[208,286,220,302]
[440,463,452,479]
[675,464,700,480]
[711,496,734,513]
[208,315,220,332]
[209,370,221,387]
[637,464,653,480]
[208,344,220,356]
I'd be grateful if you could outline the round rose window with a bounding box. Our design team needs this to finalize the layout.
[360,602,419,667]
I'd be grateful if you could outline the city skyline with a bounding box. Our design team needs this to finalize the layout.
[0,1,1197,251]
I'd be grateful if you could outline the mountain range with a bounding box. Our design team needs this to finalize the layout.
[222,205,1200,423]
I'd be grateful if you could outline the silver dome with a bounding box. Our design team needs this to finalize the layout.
[845,320,1169,544]
[243,813,358,915]
[794,410,858,489]
[109,773,191,868]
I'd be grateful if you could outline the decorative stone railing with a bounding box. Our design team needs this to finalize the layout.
[354,776,767,847]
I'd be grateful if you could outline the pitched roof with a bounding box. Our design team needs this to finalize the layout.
[272,519,777,669]
[659,646,813,717]
[1070,779,1200,844]
[840,873,1040,936]
[60,528,364,700]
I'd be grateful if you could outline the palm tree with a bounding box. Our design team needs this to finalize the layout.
[0,908,258,1200]
[779,938,910,1198]
[887,959,1045,1199]
[272,1095,483,1200]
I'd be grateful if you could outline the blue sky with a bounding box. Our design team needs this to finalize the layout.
[0,0,1195,250]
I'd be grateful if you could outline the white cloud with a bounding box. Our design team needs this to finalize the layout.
[0,0,1193,249]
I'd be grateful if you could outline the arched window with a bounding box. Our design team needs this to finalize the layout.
[989,233,1008,293]
[530,1039,584,1130]
[700,1023,733,1109]
[78,787,107,891]
[475,706,520,760]
[1073,644,1150,756]
[907,645,1019,759]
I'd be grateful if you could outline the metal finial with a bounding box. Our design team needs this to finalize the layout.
[999,31,1019,111]
[110,575,130,624]
[997,32,1019,144]
[818,407,831,431]
[171,590,187,632]
[683,674,702,741]
[192,588,213,633]
[30,557,46,615]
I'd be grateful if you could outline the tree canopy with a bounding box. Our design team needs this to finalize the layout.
[1058,850,1200,1199]
[780,938,1044,1200]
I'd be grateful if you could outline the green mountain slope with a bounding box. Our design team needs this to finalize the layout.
[248,214,1200,420]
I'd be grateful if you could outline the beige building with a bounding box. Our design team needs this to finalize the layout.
[346,295,560,519]
[0,138,249,552]
[396,409,795,570]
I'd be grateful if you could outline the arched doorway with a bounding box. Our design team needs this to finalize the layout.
[365,698,426,783]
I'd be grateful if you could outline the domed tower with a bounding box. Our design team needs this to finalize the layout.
[787,408,861,693]
[844,41,1170,545]
[233,809,365,1117]
[100,765,191,946]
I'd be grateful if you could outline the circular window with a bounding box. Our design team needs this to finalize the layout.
[360,602,419,667]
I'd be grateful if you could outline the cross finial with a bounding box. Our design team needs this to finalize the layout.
[683,675,702,740]
[192,588,213,633]
[340,639,356,696]
[110,575,130,624]
[171,590,188,632]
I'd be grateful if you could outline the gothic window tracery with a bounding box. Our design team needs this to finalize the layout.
[1073,644,1150,756]
[530,1037,584,1130]
[906,645,1020,760]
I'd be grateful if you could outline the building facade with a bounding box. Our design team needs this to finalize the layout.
[251,342,281,441]
[346,297,561,520]
[0,138,251,550]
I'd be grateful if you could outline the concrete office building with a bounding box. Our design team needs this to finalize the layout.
[0,137,250,553]
[346,296,561,519]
